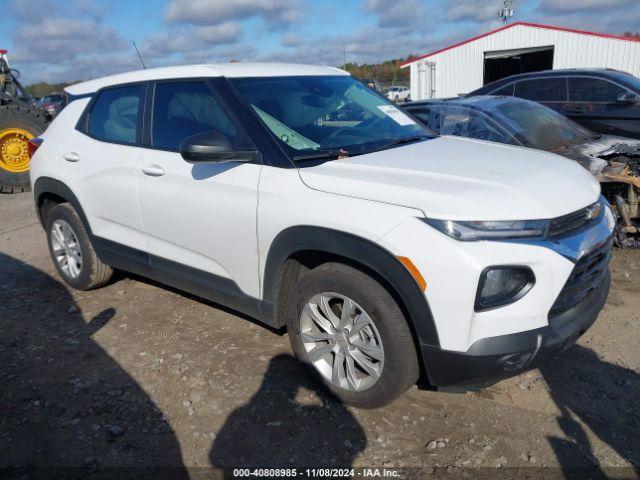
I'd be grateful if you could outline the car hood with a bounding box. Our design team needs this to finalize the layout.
[557,135,640,175]
[298,136,600,221]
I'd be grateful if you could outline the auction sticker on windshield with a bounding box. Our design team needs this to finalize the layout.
[377,105,416,126]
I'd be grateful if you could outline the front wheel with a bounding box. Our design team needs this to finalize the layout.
[287,263,419,408]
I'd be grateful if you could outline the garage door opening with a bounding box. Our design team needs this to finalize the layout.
[483,46,554,85]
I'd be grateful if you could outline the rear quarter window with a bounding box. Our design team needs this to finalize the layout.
[491,84,515,96]
[88,84,144,144]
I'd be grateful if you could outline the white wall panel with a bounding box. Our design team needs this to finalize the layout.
[406,24,640,100]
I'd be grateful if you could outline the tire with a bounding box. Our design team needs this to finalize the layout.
[0,104,50,194]
[394,95,400,102]
[45,203,113,290]
[287,262,419,408]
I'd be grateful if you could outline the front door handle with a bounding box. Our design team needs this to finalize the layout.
[62,152,80,162]
[141,164,166,177]
[565,105,588,114]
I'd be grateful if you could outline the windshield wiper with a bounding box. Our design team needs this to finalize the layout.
[292,149,347,162]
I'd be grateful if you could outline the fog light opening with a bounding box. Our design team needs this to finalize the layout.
[475,266,535,312]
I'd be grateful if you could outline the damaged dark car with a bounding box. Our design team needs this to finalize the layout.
[403,95,640,246]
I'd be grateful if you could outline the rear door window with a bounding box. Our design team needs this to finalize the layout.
[568,77,627,103]
[151,81,238,151]
[514,78,566,102]
[88,84,144,144]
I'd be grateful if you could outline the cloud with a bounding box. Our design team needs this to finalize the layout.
[181,44,261,64]
[538,0,638,14]
[6,0,132,83]
[165,0,300,26]
[11,18,128,64]
[282,34,303,48]
[534,0,640,33]
[446,0,499,23]
[140,22,243,61]
[363,0,426,28]
[262,24,448,67]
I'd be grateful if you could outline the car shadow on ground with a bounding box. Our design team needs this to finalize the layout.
[0,253,188,479]
[541,344,639,478]
[209,354,367,476]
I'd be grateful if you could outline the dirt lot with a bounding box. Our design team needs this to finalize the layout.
[1,192,639,478]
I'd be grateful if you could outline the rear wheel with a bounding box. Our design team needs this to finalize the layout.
[0,105,50,193]
[288,263,419,408]
[45,203,113,290]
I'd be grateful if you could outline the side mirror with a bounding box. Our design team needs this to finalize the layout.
[179,131,259,164]
[616,92,639,104]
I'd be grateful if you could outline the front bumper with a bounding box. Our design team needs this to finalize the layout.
[422,269,610,388]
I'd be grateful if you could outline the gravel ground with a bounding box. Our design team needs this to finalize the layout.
[1,192,639,479]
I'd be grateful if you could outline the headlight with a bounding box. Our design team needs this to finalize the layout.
[423,218,548,241]
[475,266,535,311]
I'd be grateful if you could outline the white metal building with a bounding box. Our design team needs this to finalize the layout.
[402,22,640,101]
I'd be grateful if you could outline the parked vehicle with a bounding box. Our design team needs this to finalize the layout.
[403,95,640,246]
[0,50,51,193]
[469,69,640,140]
[30,64,614,408]
[39,93,64,116]
[384,86,411,102]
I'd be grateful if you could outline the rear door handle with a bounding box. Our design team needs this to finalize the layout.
[62,152,80,162]
[141,164,166,177]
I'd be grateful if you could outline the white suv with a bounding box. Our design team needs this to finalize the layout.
[30,63,615,408]
[385,85,411,102]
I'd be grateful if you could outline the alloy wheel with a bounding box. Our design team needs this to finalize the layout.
[50,219,83,279]
[300,292,384,392]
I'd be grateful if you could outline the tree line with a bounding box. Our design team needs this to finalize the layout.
[25,81,77,98]
[342,57,413,85]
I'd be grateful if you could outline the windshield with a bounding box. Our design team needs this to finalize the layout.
[614,72,640,91]
[492,99,597,151]
[42,95,62,103]
[230,76,428,159]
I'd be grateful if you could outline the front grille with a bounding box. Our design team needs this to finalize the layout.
[548,203,598,238]
[549,237,612,318]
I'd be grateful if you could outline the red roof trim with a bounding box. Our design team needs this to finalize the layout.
[0,49,7,54]
[401,21,640,67]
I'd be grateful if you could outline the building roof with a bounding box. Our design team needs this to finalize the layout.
[66,63,348,95]
[401,22,640,68]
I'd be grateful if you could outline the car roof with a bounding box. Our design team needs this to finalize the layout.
[474,68,637,93]
[66,63,349,96]
[404,94,535,112]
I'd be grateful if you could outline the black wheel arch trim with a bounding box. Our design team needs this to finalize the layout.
[33,177,92,233]
[262,225,440,349]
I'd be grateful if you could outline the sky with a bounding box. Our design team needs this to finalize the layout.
[1,0,639,85]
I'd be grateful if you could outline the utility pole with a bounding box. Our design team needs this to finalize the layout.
[343,44,347,69]
[499,0,514,25]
